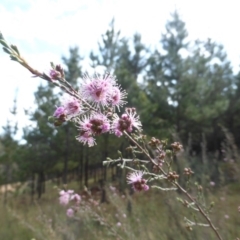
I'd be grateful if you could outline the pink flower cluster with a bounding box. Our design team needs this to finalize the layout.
[75,107,141,146]
[54,96,82,120]
[76,113,110,147]
[59,190,81,218]
[80,73,126,108]
[112,108,142,137]
[52,73,142,147]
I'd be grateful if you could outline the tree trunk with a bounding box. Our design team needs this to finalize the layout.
[63,126,69,185]
[84,148,89,188]
[31,173,35,203]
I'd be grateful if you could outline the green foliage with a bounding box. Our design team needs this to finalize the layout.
[0,94,19,188]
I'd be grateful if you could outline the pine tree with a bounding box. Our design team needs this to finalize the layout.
[0,92,19,203]
[183,38,234,151]
[90,19,121,70]
[22,83,59,198]
[89,19,122,187]
[60,47,83,184]
[145,11,190,137]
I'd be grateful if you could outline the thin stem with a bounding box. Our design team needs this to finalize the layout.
[25,62,98,113]
[174,181,223,240]
[123,131,223,240]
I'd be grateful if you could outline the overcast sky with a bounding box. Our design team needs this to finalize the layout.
[1,0,240,141]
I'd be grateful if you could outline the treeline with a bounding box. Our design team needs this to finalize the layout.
[1,12,240,197]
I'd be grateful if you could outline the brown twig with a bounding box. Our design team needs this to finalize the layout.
[123,131,223,240]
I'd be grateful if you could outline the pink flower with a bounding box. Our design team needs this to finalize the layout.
[112,108,142,137]
[49,65,64,80]
[78,114,110,135]
[88,113,111,135]
[62,96,81,117]
[210,181,215,187]
[76,131,96,147]
[77,116,92,132]
[59,190,71,206]
[66,208,74,218]
[126,108,142,130]
[59,189,75,206]
[108,86,127,110]
[67,190,74,194]
[53,106,66,118]
[80,74,116,107]
[116,222,121,227]
[49,69,61,80]
[76,113,110,146]
[127,171,149,192]
[224,214,229,219]
[71,193,81,205]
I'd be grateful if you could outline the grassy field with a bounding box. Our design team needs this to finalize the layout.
[0,178,240,240]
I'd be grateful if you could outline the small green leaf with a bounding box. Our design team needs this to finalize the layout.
[3,47,12,54]
[11,45,20,56]
[50,62,55,69]
[0,32,5,41]
[48,116,55,123]
[10,55,19,61]
[54,120,63,127]
[0,39,9,48]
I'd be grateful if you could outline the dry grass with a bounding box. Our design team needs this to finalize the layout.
[0,177,240,240]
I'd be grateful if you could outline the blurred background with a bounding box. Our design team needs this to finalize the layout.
[0,0,240,239]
